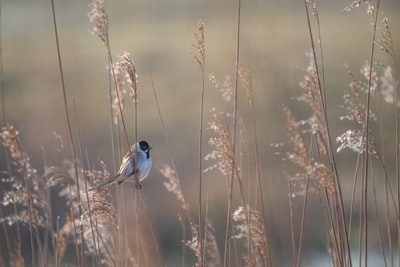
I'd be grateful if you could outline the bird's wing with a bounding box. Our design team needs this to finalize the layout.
[117,150,137,177]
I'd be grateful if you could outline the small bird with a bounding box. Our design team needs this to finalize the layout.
[97,140,152,190]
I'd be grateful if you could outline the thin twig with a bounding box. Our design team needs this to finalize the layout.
[151,71,193,266]
[56,216,60,267]
[303,1,352,265]
[362,1,380,265]
[295,135,312,267]
[135,188,140,266]
[224,0,242,265]
[0,0,4,125]
[139,190,163,266]
[288,182,296,267]
[72,98,100,266]
[50,0,86,265]
[243,66,272,266]
[191,19,206,266]
[0,1,14,261]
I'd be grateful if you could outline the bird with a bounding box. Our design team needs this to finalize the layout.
[97,140,152,190]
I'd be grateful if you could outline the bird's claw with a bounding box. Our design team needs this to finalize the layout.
[135,182,142,190]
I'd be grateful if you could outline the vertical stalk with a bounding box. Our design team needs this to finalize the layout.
[303,0,352,265]
[194,20,206,267]
[223,0,241,266]
[0,1,13,260]
[362,1,380,265]
[288,182,296,267]
[50,0,86,265]
[0,0,4,125]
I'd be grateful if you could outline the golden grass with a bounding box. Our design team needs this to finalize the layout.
[1,0,400,266]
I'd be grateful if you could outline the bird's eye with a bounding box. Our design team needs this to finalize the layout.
[139,141,149,151]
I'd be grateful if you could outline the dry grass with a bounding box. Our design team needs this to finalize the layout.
[0,0,399,267]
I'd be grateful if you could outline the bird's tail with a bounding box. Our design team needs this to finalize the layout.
[96,178,115,190]
[96,174,127,190]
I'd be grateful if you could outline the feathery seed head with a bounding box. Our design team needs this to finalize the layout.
[88,0,109,45]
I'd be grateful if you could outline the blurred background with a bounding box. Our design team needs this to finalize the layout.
[1,0,400,266]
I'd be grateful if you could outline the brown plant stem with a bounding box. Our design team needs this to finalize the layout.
[362,1,380,265]
[50,0,86,266]
[303,0,352,265]
[223,0,243,265]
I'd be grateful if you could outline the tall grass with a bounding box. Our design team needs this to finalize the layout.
[284,1,399,267]
[50,1,86,265]
[0,0,399,266]
[191,18,206,267]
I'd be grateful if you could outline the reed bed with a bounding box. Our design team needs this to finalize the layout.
[0,0,399,266]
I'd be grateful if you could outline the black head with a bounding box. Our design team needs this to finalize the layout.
[138,140,151,152]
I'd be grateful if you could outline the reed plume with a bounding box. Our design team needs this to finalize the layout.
[233,205,268,266]
[88,0,109,45]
